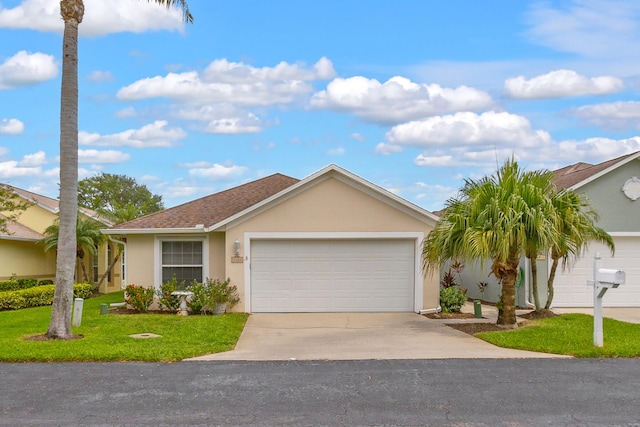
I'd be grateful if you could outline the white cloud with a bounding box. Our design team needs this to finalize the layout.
[504,69,623,99]
[555,137,640,163]
[201,57,335,83]
[79,121,186,148]
[350,133,365,142]
[0,151,50,178]
[172,105,264,134]
[78,149,130,164]
[572,101,640,130]
[525,0,640,59]
[385,111,552,149]
[87,70,114,83]
[0,0,186,36]
[414,155,454,167]
[310,76,493,125]
[185,162,248,180]
[0,118,24,134]
[327,147,345,156]
[117,58,331,107]
[0,51,57,89]
[374,142,404,155]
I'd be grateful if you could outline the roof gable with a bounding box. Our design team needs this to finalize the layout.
[553,152,640,190]
[0,214,43,241]
[107,165,438,233]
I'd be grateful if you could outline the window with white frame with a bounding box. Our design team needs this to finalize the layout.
[161,240,203,286]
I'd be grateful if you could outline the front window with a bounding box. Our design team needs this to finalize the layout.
[161,240,203,286]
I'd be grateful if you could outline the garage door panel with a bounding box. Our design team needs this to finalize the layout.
[552,237,640,307]
[251,239,415,312]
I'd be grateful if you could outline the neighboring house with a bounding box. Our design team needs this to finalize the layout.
[0,186,122,293]
[458,152,640,308]
[104,165,440,313]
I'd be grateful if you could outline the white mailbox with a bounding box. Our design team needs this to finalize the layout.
[597,268,626,287]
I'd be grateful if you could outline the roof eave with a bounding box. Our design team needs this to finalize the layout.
[568,152,640,190]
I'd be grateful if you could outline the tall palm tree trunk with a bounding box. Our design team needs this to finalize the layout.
[530,257,541,310]
[47,0,84,339]
[545,256,560,310]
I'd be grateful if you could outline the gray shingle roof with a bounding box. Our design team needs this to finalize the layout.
[552,152,639,190]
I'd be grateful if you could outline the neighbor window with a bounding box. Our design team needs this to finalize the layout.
[161,240,203,286]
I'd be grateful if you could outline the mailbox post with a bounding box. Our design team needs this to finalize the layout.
[587,252,625,347]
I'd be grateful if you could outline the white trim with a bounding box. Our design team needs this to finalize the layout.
[154,235,209,290]
[243,231,424,313]
[607,232,640,237]
[103,226,205,235]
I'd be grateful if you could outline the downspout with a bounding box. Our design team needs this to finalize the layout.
[420,306,442,315]
[107,235,127,290]
[523,258,535,309]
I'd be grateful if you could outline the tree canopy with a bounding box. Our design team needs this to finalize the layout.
[78,173,164,223]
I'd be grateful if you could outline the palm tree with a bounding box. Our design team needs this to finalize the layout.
[520,169,559,311]
[47,0,193,339]
[544,190,614,309]
[422,159,561,326]
[42,216,106,283]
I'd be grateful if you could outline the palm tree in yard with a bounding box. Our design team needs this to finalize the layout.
[42,216,106,283]
[422,159,562,326]
[47,0,193,339]
[544,190,614,309]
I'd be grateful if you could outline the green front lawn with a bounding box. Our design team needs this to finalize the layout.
[478,313,640,357]
[0,291,248,362]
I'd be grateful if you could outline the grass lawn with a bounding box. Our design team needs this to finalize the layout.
[0,291,248,362]
[477,313,640,357]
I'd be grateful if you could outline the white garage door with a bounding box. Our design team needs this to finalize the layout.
[250,239,415,312]
[551,236,640,307]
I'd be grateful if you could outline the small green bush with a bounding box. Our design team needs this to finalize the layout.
[124,284,154,312]
[38,279,54,286]
[0,280,21,292]
[440,286,467,313]
[155,276,185,312]
[17,278,38,288]
[186,278,239,315]
[0,283,93,311]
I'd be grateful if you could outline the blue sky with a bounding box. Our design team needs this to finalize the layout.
[1,0,640,211]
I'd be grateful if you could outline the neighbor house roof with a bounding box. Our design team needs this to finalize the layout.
[553,151,640,190]
[0,214,43,242]
[110,173,300,231]
[8,185,113,226]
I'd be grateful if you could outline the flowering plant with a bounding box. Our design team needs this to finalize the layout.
[125,284,154,312]
[155,275,185,311]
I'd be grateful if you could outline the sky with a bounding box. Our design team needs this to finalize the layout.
[1,0,640,212]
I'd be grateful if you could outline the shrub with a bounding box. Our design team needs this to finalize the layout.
[38,279,54,286]
[17,278,38,288]
[0,283,93,311]
[155,276,185,312]
[124,284,154,312]
[440,286,467,313]
[186,278,240,315]
[0,280,20,292]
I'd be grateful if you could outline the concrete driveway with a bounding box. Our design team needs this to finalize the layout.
[188,312,567,361]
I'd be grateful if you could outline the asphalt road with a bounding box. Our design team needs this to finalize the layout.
[2,359,640,426]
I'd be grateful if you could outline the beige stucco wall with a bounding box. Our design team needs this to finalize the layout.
[5,203,54,234]
[125,234,156,288]
[0,240,56,281]
[225,177,438,312]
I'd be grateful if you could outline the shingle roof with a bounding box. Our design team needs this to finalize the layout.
[11,186,60,212]
[552,152,639,190]
[0,214,43,241]
[113,173,300,230]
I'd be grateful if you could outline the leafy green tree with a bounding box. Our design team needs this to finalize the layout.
[545,190,614,309]
[78,173,164,223]
[0,184,29,234]
[42,216,106,283]
[48,0,192,339]
[422,159,562,326]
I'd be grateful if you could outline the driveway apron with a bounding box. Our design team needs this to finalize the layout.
[187,312,567,361]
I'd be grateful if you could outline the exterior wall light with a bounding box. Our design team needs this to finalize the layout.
[234,239,241,256]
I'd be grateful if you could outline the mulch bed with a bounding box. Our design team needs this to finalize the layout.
[424,309,559,335]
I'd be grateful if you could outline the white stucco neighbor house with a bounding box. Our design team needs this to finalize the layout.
[103,164,441,313]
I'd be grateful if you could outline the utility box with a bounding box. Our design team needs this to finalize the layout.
[597,268,626,287]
